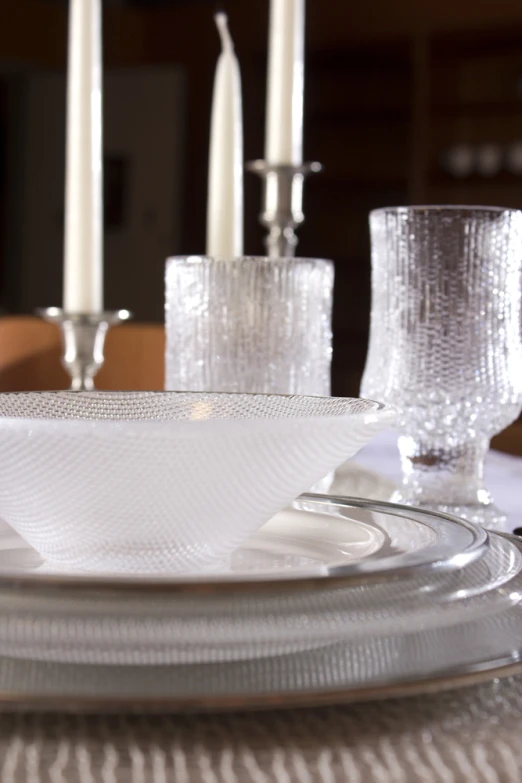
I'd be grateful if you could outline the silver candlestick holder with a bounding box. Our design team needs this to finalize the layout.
[37,307,132,391]
[247,160,322,258]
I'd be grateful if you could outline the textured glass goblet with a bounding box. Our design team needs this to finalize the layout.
[361,206,522,526]
[165,255,333,396]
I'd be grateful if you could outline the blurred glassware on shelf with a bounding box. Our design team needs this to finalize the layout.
[440,144,475,178]
[476,143,502,177]
[506,141,522,175]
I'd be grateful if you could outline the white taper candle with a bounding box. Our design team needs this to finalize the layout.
[206,12,243,258]
[265,0,305,166]
[63,0,103,313]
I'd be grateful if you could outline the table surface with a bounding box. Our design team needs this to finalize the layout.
[2,677,522,782]
[2,431,522,783]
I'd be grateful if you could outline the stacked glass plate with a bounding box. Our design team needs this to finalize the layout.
[0,491,521,710]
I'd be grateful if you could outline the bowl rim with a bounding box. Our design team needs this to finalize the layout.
[0,390,395,424]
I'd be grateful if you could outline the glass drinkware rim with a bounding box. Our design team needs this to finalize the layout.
[165,254,334,265]
[370,204,522,218]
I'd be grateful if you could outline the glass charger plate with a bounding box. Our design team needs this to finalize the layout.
[0,535,520,712]
[0,506,517,666]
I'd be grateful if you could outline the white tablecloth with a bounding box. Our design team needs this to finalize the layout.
[350,430,522,531]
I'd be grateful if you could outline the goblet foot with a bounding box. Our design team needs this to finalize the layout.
[395,435,507,529]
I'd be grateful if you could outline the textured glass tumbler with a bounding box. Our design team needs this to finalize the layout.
[165,256,334,395]
[361,206,522,526]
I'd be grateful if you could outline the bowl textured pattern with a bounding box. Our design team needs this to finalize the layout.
[0,392,392,573]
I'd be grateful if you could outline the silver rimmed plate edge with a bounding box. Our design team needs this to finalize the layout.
[0,655,519,714]
[0,495,489,596]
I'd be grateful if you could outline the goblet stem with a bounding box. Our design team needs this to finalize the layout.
[392,435,506,527]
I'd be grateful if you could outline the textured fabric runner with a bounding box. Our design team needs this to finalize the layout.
[2,676,522,782]
[1,434,521,782]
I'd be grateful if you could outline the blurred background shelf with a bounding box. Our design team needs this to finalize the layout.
[2,0,522,400]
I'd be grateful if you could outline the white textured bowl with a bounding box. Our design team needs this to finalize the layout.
[0,391,394,573]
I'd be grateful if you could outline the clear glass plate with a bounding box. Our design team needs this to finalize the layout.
[0,495,487,588]
[0,535,520,711]
[0,499,516,666]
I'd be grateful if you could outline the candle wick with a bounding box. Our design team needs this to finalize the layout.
[214,12,234,54]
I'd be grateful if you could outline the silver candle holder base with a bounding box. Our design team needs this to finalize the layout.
[37,307,132,391]
[247,160,322,258]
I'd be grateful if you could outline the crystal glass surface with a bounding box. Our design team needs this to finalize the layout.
[361,206,522,525]
[0,576,520,707]
[165,255,334,395]
[0,391,391,573]
[0,500,516,665]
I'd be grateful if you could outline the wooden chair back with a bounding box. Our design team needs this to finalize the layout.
[0,317,165,391]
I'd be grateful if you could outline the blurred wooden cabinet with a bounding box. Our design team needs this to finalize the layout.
[294,30,522,396]
[1,66,186,322]
[3,2,522,399]
[296,44,413,395]
[427,31,522,208]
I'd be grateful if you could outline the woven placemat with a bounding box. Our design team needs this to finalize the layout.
[1,674,521,782]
